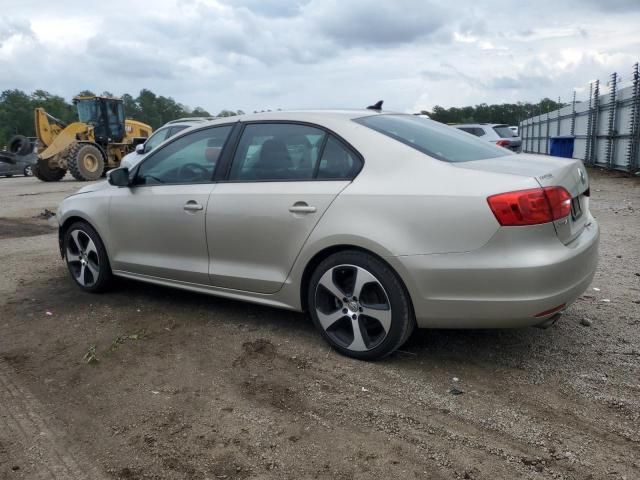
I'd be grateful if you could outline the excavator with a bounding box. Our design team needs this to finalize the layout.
[30,95,152,181]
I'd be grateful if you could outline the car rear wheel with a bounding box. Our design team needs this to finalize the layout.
[23,165,33,176]
[308,250,414,360]
[63,222,112,292]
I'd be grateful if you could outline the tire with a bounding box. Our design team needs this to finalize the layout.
[33,159,66,182]
[23,165,33,177]
[67,143,105,181]
[8,135,32,156]
[62,221,112,293]
[308,250,415,360]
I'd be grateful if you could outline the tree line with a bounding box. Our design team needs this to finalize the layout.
[422,98,566,126]
[0,88,244,147]
[0,87,567,147]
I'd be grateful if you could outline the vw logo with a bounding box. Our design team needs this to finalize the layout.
[578,168,586,185]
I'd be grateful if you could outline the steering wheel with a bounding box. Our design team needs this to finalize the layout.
[178,163,208,181]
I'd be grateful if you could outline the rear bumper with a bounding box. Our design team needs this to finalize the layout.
[390,218,599,328]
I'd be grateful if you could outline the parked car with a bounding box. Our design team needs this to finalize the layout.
[120,117,216,169]
[57,110,598,360]
[0,154,35,177]
[454,123,522,152]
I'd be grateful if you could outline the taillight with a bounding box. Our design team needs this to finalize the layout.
[496,139,511,148]
[487,187,572,226]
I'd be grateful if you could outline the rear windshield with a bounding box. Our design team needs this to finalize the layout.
[493,125,515,138]
[355,115,511,162]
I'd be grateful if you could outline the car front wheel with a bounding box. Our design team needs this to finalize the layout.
[63,222,112,292]
[308,250,414,360]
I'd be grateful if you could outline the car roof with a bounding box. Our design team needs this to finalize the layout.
[156,110,384,132]
[165,116,218,125]
[189,109,383,127]
[453,123,508,128]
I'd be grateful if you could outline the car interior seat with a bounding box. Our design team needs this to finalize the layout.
[254,138,292,178]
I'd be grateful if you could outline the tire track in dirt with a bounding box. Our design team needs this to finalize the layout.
[231,338,638,479]
[325,362,639,479]
[0,359,107,480]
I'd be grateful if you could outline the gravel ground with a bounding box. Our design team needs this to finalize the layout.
[0,169,638,480]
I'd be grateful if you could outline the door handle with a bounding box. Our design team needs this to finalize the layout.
[183,201,203,212]
[289,203,316,214]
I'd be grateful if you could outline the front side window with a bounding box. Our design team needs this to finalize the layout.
[135,125,232,185]
[168,125,189,137]
[76,99,100,124]
[143,128,170,153]
[229,123,326,181]
[356,115,511,162]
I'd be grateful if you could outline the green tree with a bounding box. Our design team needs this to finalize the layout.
[425,98,565,126]
[136,89,162,128]
[216,109,238,117]
[75,90,96,97]
[0,89,35,146]
[121,93,140,119]
[191,106,212,117]
[0,86,236,147]
[31,90,75,124]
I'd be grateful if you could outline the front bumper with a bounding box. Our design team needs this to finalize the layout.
[390,218,599,328]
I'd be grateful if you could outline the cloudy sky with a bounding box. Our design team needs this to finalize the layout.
[1,0,639,113]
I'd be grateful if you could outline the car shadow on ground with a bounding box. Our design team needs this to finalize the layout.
[100,275,561,370]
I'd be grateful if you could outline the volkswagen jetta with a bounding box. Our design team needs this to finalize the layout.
[57,110,599,360]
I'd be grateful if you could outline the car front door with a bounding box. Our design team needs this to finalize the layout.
[207,122,363,294]
[108,125,233,284]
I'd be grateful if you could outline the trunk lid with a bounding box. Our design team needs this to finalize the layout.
[455,154,590,244]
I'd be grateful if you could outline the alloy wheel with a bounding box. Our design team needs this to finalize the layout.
[66,229,100,287]
[315,264,392,352]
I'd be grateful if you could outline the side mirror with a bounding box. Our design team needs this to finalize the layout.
[108,167,131,187]
[135,143,145,154]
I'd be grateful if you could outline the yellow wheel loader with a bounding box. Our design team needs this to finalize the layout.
[33,96,152,182]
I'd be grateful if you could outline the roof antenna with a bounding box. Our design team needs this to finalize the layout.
[367,100,383,111]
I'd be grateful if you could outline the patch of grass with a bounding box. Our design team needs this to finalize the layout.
[83,345,98,364]
[109,329,147,352]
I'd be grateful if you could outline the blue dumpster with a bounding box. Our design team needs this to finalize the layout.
[549,136,575,158]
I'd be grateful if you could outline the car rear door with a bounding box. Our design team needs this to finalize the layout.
[108,125,233,284]
[206,122,362,294]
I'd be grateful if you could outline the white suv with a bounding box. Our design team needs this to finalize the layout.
[454,123,522,152]
[121,117,216,169]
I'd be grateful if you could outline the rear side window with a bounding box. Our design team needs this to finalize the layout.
[493,125,516,138]
[356,115,511,162]
[457,127,484,137]
[317,136,362,179]
[229,123,325,181]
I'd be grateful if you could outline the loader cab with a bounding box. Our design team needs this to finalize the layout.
[74,96,125,145]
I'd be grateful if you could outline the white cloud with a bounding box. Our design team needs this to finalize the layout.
[0,0,639,113]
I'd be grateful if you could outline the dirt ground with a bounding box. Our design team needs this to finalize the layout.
[0,169,638,480]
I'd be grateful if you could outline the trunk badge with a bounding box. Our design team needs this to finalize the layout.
[578,168,586,184]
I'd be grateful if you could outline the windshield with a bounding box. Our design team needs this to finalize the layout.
[355,115,511,162]
[493,125,516,138]
[76,99,100,124]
